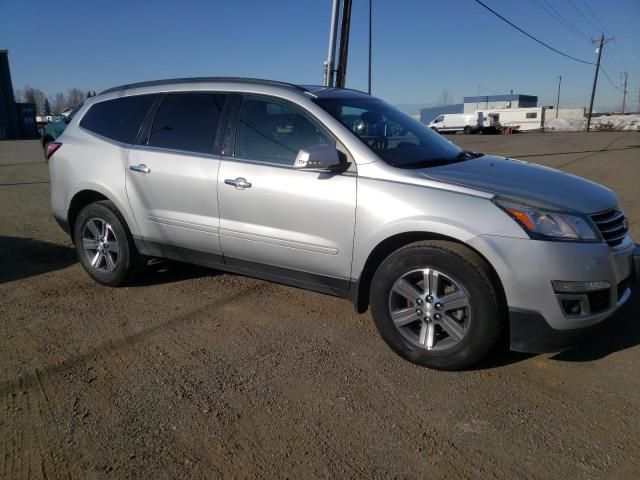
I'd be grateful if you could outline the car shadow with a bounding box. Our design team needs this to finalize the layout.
[133,258,218,286]
[0,235,77,284]
[551,289,640,362]
[0,235,217,286]
[473,287,640,369]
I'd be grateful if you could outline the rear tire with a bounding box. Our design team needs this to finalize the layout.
[463,126,472,135]
[73,201,142,286]
[369,240,503,370]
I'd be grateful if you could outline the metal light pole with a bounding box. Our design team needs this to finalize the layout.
[324,0,340,87]
[368,0,372,94]
[556,75,562,119]
[621,71,628,114]
[335,0,353,89]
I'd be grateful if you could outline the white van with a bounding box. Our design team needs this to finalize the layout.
[428,113,500,134]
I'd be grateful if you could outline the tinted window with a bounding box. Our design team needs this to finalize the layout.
[235,97,334,165]
[80,95,157,143]
[314,96,463,168]
[148,93,226,155]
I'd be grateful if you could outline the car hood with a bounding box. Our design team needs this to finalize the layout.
[419,155,617,213]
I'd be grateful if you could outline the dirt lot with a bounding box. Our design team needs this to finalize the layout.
[1,132,639,479]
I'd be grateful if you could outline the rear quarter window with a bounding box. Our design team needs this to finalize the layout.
[80,94,158,144]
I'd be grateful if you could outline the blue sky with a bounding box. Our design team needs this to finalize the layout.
[1,0,638,112]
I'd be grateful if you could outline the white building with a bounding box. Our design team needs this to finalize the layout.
[463,94,538,114]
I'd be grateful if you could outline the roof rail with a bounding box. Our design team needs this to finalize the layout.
[99,77,310,95]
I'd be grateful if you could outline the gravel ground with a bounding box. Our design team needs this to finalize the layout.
[1,132,639,479]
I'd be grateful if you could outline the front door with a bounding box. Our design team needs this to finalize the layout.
[126,92,227,256]
[217,95,357,291]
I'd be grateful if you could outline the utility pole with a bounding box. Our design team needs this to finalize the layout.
[335,0,353,88]
[323,0,340,87]
[637,87,640,114]
[556,75,562,119]
[587,34,612,132]
[367,0,372,94]
[621,71,628,114]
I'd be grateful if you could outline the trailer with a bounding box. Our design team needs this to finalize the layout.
[475,107,546,132]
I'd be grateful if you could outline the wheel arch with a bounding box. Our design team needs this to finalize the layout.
[352,231,507,317]
[68,190,111,239]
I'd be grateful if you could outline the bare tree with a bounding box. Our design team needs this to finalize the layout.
[438,89,453,106]
[66,88,86,109]
[51,93,66,115]
[18,85,48,115]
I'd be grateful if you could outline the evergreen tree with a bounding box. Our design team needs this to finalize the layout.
[44,98,51,116]
[86,90,92,98]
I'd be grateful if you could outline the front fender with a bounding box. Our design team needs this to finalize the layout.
[351,177,526,278]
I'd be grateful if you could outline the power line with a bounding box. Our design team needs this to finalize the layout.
[612,39,630,72]
[580,0,609,34]
[472,0,594,65]
[580,0,629,75]
[599,65,624,93]
[568,0,601,33]
[579,0,630,72]
[534,0,591,41]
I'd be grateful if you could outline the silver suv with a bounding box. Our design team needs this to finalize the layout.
[48,78,639,370]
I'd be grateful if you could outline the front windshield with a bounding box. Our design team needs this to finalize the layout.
[313,96,463,167]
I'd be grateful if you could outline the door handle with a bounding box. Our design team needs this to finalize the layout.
[224,177,252,190]
[130,164,150,174]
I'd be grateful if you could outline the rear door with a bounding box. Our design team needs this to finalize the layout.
[216,95,357,292]
[125,92,228,256]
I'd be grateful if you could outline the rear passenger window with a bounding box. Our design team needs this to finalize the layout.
[148,93,226,155]
[80,95,157,143]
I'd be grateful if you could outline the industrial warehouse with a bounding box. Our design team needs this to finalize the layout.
[0,50,37,139]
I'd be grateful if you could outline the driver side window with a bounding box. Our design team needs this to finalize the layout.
[234,97,334,166]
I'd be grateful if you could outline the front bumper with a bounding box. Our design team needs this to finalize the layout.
[469,235,638,353]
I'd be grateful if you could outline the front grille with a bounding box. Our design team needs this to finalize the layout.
[591,207,628,247]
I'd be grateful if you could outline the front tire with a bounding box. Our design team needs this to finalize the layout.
[73,201,141,286]
[370,241,503,370]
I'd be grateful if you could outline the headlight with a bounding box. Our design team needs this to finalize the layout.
[496,201,599,241]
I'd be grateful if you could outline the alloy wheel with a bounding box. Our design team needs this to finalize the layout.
[81,217,120,272]
[388,268,472,351]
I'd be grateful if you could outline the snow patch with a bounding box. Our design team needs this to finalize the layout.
[545,115,640,132]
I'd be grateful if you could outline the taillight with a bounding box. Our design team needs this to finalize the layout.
[46,142,62,160]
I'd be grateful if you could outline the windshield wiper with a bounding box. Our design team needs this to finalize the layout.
[393,150,484,169]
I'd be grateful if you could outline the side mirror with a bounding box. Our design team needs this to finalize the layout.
[63,116,70,124]
[293,144,343,172]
